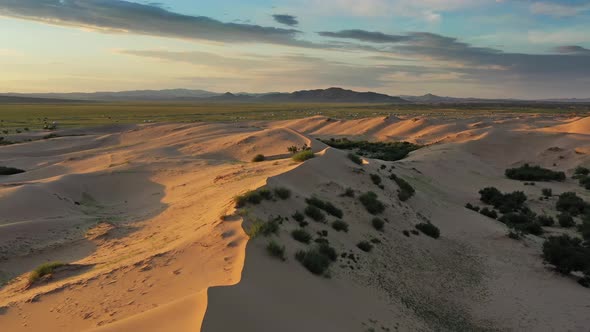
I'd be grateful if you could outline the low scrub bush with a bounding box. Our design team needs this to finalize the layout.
[357,241,373,252]
[292,229,312,244]
[318,243,338,261]
[266,241,286,261]
[538,215,555,226]
[499,212,543,235]
[292,150,315,162]
[359,192,385,215]
[234,188,274,208]
[321,138,422,161]
[574,166,590,177]
[252,154,265,162]
[390,174,415,201]
[29,262,66,283]
[0,166,25,175]
[556,192,589,216]
[370,174,382,186]
[258,189,273,200]
[305,205,326,222]
[273,187,291,200]
[465,203,480,212]
[579,176,590,190]
[505,164,565,182]
[305,196,343,218]
[543,235,590,275]
[247,217,280,238]
[479,207,498,219]
[292,211,305,222]
[578,218,590,242]
[347,153,363,165]
[479,187,527,213]
[372,217,385,231]
[542,188,553,197]
[331,220,349,232]
[295,244,337,275]
[558,213,575,228]
[341,187,355,197]
[415,223,440,239]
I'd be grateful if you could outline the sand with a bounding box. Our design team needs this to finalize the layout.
[1,114,589,331]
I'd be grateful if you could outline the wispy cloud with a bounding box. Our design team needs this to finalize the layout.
[530,2,590,17]
[272,14,299,26]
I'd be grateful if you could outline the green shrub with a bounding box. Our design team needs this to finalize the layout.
[305,197,343,218]
[247,218,280,238]
[505,164,565,182]
[331,220,349,232]
[579,176,590,190]
[479,207,498,219]
[305,205,326,222]
[266,241,286,261]
[292,211,305,222]
[542,235,590,274]
[578,217,590,242]
[390,174,415,201]
[347,153,363,165]
[402,230,410,237]
[0,166,25,175]
[295,245,335,275]
[234,190,262,208]
[273,187,291,200]
[479,187,527,213]
[558,213,575,228]
[574,166,590,176]
[556,192,589,216]
[341,188,355,197]
[321,138,422,161]
[258,189,273,200]
[465,203,480,212]
[357,241,373,252]
[292,150,315,162]
[415,223,440,239]
[359,192,385,215]
[508,230,522,240]
[370,174,382,186]
[538,215,555,226]
[372,217,385,231]
[252,154,265,162]
[29,262,66,283]
[542,188,553,197]
[291,229,312,244]
[317,243,338,261]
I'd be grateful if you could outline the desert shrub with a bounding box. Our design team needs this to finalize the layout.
[579,176,590,190]
[389,174,415,201]
[574,166,590,176]
[520,222,544,236]
[556,192,589,216]
[578,217,590,242]
[538,215,555,226]
[292,211,304,222]
[465,203,480,212]
[273,187,291,200]
[295,245,335,275]
[266,241,286,261]
[341,187,355,197]
[331,220,349,232]
[359,192,385,215]
[258,189,273,200]
[29,262,66,283]
[372,217,385,231]
[287,145,299,154]
[499,212,533,225]
[479,207,498,219]
[357,241,373,252]
[321,138,422,161]
[234,191,260,208]
[542,235,590,274]
[505,164,565,182]
[479,187,503,205]
[292,229,312,244]
[318,243,338,261]
[558,213,575,228]
[415,223,440,239]
[508,230,522,240]
[479,187,527,213]
[292,150,315,162]
[347,153,363,165]
[305,197,343,218]
[252,154,265,162]
[0,166,25,175]
[370,174,382,186]
[402,230,410,237]
[542,188,553,197]
[305,205,326,222]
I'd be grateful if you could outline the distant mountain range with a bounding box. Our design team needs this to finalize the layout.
[1,88,588,104]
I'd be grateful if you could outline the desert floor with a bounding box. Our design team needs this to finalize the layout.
[1,114,589,331]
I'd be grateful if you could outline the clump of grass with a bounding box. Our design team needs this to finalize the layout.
[291,229,312,244]
[0,166,25,175]
[542,188,553,197]
[304,205,326,222]
[370,174,382,186]
[305,196,343,218]
[357,241,373,252]
[292,211,304,222]
[359,192,385,215]
[479,187,527,213]
[246,217,280,238]
[574,166,590,177]
[252,154,265,162]
[258,188,273,200]
[295,244,336,275]
[321,138,421,161]
[341,187,355,197]
[389,174,415,201]
[465,203,480,212]
[371,217,385,231]
[266,241,286,261]
[29,262,66,283]
[331,220,349,232]
[479,207,498,219]
[292,150,315,162]
[273,187,291,200]
[234,188,274,208]
[415,223,440,239]
[347,153,363,165]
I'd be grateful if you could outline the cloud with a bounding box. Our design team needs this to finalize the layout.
[272,14,299,26]
[318,30,410,43]
[530,2,590,17]
[0,0,311,46]
[553,45,590,55]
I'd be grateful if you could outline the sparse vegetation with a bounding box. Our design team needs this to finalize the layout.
[498,211,543,236]
[574,166,590,177]
[538,215,555,227]
[321,138,422,161]
[505,164,565,182]
[341,187,355,197]
[347,153,363,165]
[479,187,527,213]
[359,191,385,215]
[542,188,553,197]
[331,220,349,232]
[357,241,373,252]
[246,217,280,238]
[29,262,66,283]
[295,243,337,275]
[556,192,589,216]
[292,150,315,162]
[390,174,415,201]
[234,189,273,208]
[292,211,305,222]
[304,205,326,222]
[372,217,385,231]
[370,173,382,186]
[415,223,440,239]
[542,235,590,277]
[465,203,480,212]
[479,207,498,219]
[266,241,286,261]
[558,213,575,228]
[0,166,25,175]
[305,196,343,218]
[252,154,265,162]
[292,229,312,244]
[273,187,291,200]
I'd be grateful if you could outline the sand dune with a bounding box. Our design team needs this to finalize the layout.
[1,115,589,331]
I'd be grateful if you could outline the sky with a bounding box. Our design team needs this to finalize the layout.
[0,0,589,98]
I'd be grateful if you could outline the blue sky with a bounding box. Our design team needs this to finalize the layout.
[0,0,589,98]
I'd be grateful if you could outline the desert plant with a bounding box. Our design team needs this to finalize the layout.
[558,213,575,228]
[331,220,349,232]
[357,241,373,252]
[542,235,589,274]
[372,217,385,231]
[258,188,273,200]
[370,174,382,186]
[273,187,291,200]
[266,241,286,261]
[341,187,355,197]
[287,145,299,154]
[347,153,363,165]
[292,211,305,222]
[542,188,553,197]
[505,164,565,182]
[320,138,421,161]
[292,150,315,162]
[318,243,338,261]
[479,207,498,219]
[389,174,415,201]
[234,190,262,208]
[479,187,527,213]
[556,192,588,216]
[305,205,326,222]
[29,262,66,283]
[402,230,410,237]
[252,154,265,162]
[305,197,343,218]
[574,166,590,176]
[537,215,555,226]
[359,192,385,215]
[415,223,440,239]
[291,229,312,244]
[0,166,25,175]
[295,246,334,275]
[465,203,480,212]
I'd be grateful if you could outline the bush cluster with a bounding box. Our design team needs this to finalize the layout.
[498,211,543,236]
[479,207,498,219]
[479,187,527,213]
[305,196,343,218]
[292,150,315,162]
[331,220,349,232]
[266,241,286,261]
[415,223,440,239]
[505,164,565,182]
[234,188,275,208]
[321,138,422,161]
[359,192,385,215]
[389,174,415,201]
[370,174,382,186]
[357,241,373,252]
[291,229,312,244]
[543,235,590,279]
[556,192,589,216]
[273,187,291,200]
[304,205,326,222]
[372,217,385,231]
[247,217,281,238]
[295,243,338,275]
[29,262,66,283]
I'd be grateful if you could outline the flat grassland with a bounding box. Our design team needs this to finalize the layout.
[0,102,589,130]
